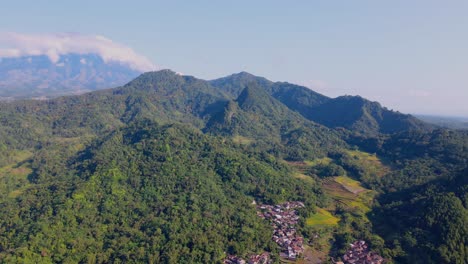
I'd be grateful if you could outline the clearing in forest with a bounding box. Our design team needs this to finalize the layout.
[306,207,339,226]
[0,150,33,199]
[344,150,390,178]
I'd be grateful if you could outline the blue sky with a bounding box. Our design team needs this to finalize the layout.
[1,0,467,116]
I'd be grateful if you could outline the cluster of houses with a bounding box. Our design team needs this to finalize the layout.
[256,201,305,261]
[223,201,306,264]
[338,240,384,264]
[223,252,271,264]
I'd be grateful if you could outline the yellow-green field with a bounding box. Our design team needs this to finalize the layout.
[304,157,333,167]
[292,172,316,184]
[287,157,333,175]
[306,208,339,226]
[345,150,390,177]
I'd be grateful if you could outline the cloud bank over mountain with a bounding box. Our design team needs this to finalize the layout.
[0,32,156,72]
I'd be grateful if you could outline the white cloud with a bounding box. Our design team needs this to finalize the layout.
[80,58,86,64]
[0,32,156,72]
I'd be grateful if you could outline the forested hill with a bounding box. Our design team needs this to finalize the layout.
[0,69,465,263]
[0,70,344,162]
[0,69,432,140]
[371,168,468,264]
[0,120,325,262]
[210,72,432,135]
[0,70,227,143]
[204,83,344,160]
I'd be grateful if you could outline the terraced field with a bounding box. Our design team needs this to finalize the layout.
[285,151,389,263]
[288,150,391,263]
[344,150,390,178]
[322,176,376,213]
[334,176,366,194]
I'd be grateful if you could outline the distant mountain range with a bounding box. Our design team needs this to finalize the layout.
[416,114,468,130]
[0,53,141,99]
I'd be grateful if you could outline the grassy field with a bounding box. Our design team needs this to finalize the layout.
[0,150,33,199]
[287,156,333,176]
[304,157,332,167]
[292,172,316,184]
[345,150,390,178]
[306,208,339,226]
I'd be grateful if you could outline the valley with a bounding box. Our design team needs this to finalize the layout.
[285,150,388,263]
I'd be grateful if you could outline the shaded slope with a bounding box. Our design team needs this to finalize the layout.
[210,73,431,135]
[205,83,344,160]
[371,169,468,264]
[210,72,330,115]
[306,95,432,135]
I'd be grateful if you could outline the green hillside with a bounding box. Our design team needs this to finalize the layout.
[205,83,344,161]
[372,169,468,264]
[0,70,466,263]
[210,72,432,135]
[0,121,327,263]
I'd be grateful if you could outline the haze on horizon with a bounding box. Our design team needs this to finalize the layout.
[0,0,467,117]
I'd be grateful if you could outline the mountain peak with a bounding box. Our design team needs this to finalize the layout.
[236,83,270,110]
[210,71,273,98]
[234,83,304,122]
[231,71,257,78]
[134,69,179,79]
[225,71,271,82]
[123,69,184,86]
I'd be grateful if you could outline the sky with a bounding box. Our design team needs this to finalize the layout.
[0,0,467,117]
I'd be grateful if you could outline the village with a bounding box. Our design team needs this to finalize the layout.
[224,201,387,264]
[224,252,271,264]
[224,201,305,264]
[257,201,306,261]
[336,240,384,264]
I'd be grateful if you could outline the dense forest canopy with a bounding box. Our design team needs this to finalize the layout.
[0,70,466,263]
